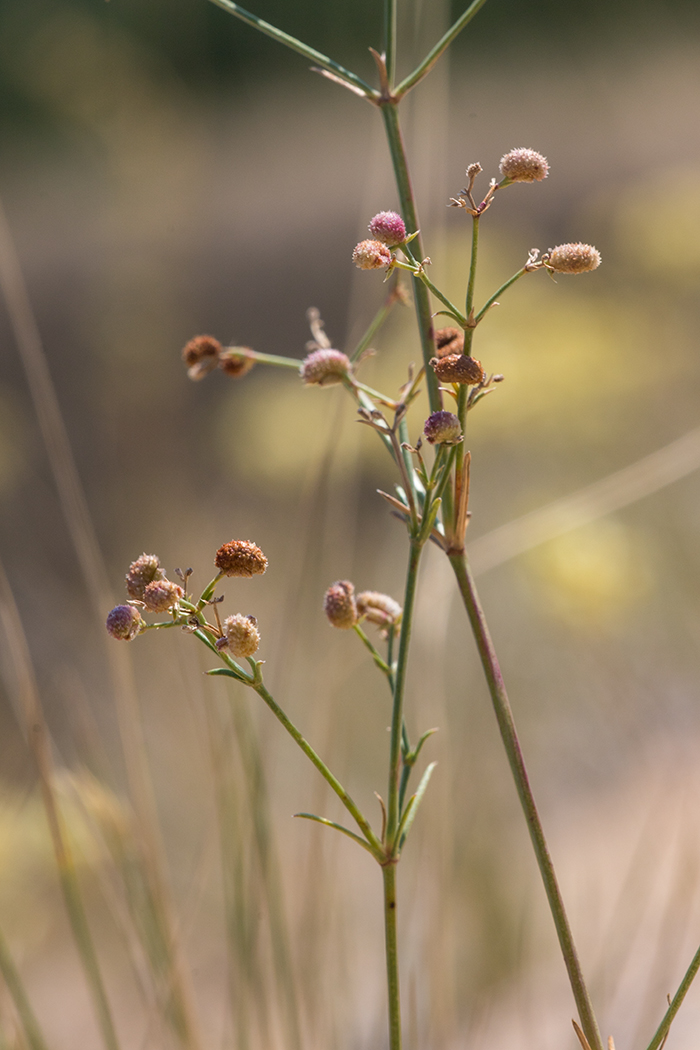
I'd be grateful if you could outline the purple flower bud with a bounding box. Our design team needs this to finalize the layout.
[368,211,407,247]
[106,605,143,641]
[423,411,462,445]
[323,580,358,629]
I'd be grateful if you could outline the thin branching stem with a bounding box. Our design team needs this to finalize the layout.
[475,266,530,324]
[447,551,604,1050]
[384,0,398,89]
[644,943,700,1050]
[394,0,491,98]
[382,863,401,1050]
[207,0,376,97]
[464,214,480,351]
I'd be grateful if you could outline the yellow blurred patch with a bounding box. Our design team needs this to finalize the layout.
[614,166,700,280]
[526,519,653,626]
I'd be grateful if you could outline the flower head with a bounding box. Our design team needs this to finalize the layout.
[223,613,261,658]
[182,335,222,380]
[300,348,351,387]
[356,591,402,629]
[368,211,407,247]
[430,354,485,386]
[125,554,165,601]
[323,580,358,629]
[423,410,462,445]
[352,239,393,270]
[143,579,184,612]
[219,347,256,379]
[499,148,549,184]
[106,605,143,641]
[546,243,601,274]
[215,540,268,578]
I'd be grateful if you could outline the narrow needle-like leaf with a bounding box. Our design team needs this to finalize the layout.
[294,814,378,857]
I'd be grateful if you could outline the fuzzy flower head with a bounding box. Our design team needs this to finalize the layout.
[367,211,407,247]
[106,605,143,641]
[423,411,462,445]
[223,614,261,658]
[182,335,222,381]
[499,148,549,184]
[323,580,358,629]
[352,239,393,271]
[300,348,351,387]
[219,347,256,379]
[430,354,485,386]
[215,540,268,578]
[546,243,601,274]
[125,554,165,601]
[356,591,402,630]
[143,579,184,613]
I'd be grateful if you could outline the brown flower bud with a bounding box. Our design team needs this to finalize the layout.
[546,243,601,274]
[125,554,165,601]
[182,335,222,380]
[300,349,351,387]
[223,613,261,658]
[323,580,358,629]
[434,327,465,358]
[215,540,268,578]
[352,239,393,270]
[423,411,462,445]
[106,605,143,641]
[499,148,549,183]
[356,591,402,629]
[219,347,256,379]
[143,579,184,612]
[430,354,485,385]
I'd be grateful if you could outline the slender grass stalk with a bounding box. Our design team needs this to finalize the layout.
[384,0,398,88]
[464,214,480,350]
[382,863,401,1050]
[644,942,700,1050]
[206,0,376,97]
[447,551,604,1050]
[394,0,491,98]
[379,103,441,413]
[0,925,50,1050]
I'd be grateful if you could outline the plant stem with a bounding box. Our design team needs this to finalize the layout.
[379,103,441,413]
[387,541,422,848]
[382,862,402,1050]
[644,942,700,1050]
[447,551,604,1050]
[0,926,50,1050]
[384,0,397,89]
[394,0,491,98]
[207,0,376,97]
[475,266,529,324]
[464,215,480,353]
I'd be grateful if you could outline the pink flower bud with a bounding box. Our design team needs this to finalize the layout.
[368,211,407,247]
[300,349,351,387]
[223,614,261,658]
[352,239,393,270]
[125,554,164,601]
[106,605,143,641]
[143,579,184,612]
[323,580,358,629]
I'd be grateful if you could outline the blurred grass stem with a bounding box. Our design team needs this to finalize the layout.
[644,942,700,1050]
[447,551,604,1050]
[0,925,50,1050]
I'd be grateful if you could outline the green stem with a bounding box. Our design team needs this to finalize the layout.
[464,215,480,354]
[644,943,700,1050]
[394,0,491,98]
[206,0,376,97]
[350,285,401,363]
[379,103,441,413]
[387,541,422,849]
[475,266,529,324]
[0,926,50,1050]
[382,862,402,1050]
[251,677,385,859]
[384,0,397,89]
[353,622,393,679]
[448,551,604,1050]
[237,349,302,370]
[416,271,468,327]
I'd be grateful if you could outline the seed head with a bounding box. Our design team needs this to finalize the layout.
[219,347,256,379]
[356,591,402,629]
[352,239,393,270]
[546,243,601,274]
[182,335,222,380]
[300,348,351,387]
[106,605,143,641]
[323,580,358,629]
[224,613,261,658]
[125,554,165,601]
[367,211,407,247]
[423,410,462,445]
[430,354,485,386]
[499,148,549,184]
[143,579,184,612]
[434,327,464,358]
[215,540,268,578]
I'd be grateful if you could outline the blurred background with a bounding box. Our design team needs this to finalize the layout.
[1,0,700,1047]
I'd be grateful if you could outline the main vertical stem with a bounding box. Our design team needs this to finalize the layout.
[382,862,401,1050]
[380,102,441,413]
[448,551,604,1050]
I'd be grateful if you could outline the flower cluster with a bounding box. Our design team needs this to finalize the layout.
[324,581,402,634]
[182,335,255,382]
